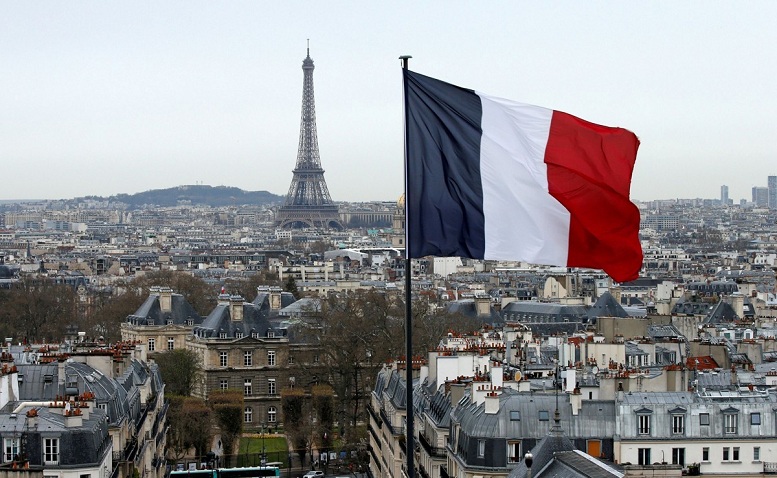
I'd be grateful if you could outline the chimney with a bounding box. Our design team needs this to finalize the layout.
[269,287,282,310]
[58,358,66,386]
[570,389,582,415]
[159,286,173,313]
[449,383,467,407]
[230,296,245,321]
[484,392,500,414]
[491,365,503,388]
[731,294,744,319]
[474,295,491,316]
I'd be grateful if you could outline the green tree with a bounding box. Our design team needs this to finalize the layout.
[210,390,244,457]
[281,388,310,463]
[155,349,201,396]
[1,274,78,343]
[167,395,213,462]
[284,277,300,299]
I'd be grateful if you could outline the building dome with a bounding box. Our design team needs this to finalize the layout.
[397,193,405,210]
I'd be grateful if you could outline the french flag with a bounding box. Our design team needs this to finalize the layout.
[404,70,642,283]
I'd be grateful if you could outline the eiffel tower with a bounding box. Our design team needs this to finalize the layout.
[275,46,343,230]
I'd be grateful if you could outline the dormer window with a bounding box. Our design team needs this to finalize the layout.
[635,408,653,435]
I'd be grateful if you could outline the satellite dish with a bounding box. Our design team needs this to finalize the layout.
[592,366,599,374]
[514,371,522,381]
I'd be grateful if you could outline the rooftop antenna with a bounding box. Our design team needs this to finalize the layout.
[307,38,310,56]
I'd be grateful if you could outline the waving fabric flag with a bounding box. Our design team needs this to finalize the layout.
[403,70,642,282]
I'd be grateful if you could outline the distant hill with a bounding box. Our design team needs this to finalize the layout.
[81,185,285,208]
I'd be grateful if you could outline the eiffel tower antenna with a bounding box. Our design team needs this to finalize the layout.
[276,45,343,230]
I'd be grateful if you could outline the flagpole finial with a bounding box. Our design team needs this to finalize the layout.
[399,55,412,70]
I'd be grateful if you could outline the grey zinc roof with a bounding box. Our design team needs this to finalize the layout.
[509,431,576,478]
[445,299,503,325]
[647,324,684,340]
[545,451,623,477]
[587,292,629,320]
[126,291,202,326]
[451,388,614,441]
[15,361,131,426]
[195,301,273,338]
[620,391,695,406]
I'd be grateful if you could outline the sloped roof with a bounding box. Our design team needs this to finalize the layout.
[587,292,629,319]
[126,291,202,326]
[194,300,275,338]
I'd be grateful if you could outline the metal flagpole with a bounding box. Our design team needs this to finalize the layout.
[399,54,415,478]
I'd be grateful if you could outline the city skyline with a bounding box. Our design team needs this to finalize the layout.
[2,2,776,203]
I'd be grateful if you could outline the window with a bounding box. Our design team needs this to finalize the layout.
[3,438,19,463]
[702,447,709,462]
[724,413,738,434]
[289,376,295,389]
[733,447,740,461]
[219,332,228,339]
[509,410,521,421]
[167,337,174,350]
[267,350,276,366]
[244,379,252,396]
[268,406,277,423]
[699,413,710,426]
[671,415,684,434]
[244,351,253,366]
[313,354,319,363]
[236,332,244,339]
[220,352,228,367]
[507,441,521,463]
[723,447,730,461]
[751,413,761,425]
[586,440,602,458]
[538,410,549,421]
[637,448,651,466]
[244,407,253,423]
[220,379,229,391]
[671,448,685,467]
[754,447,761,461]
[477,440,485,458]
[267,330,275,338]
[147,338,155,352]
[44,438,59,464]
[251,332,260,339]
[637,414,651,435]
[268,378,276,395]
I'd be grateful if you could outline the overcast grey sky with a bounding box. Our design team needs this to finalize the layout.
[2,2,775,203]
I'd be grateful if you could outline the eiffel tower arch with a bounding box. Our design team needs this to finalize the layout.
[275,47,343,230]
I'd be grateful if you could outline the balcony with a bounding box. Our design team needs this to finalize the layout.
[367,402,383,428]
[418,433,447,459]
[765,462,777,474]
